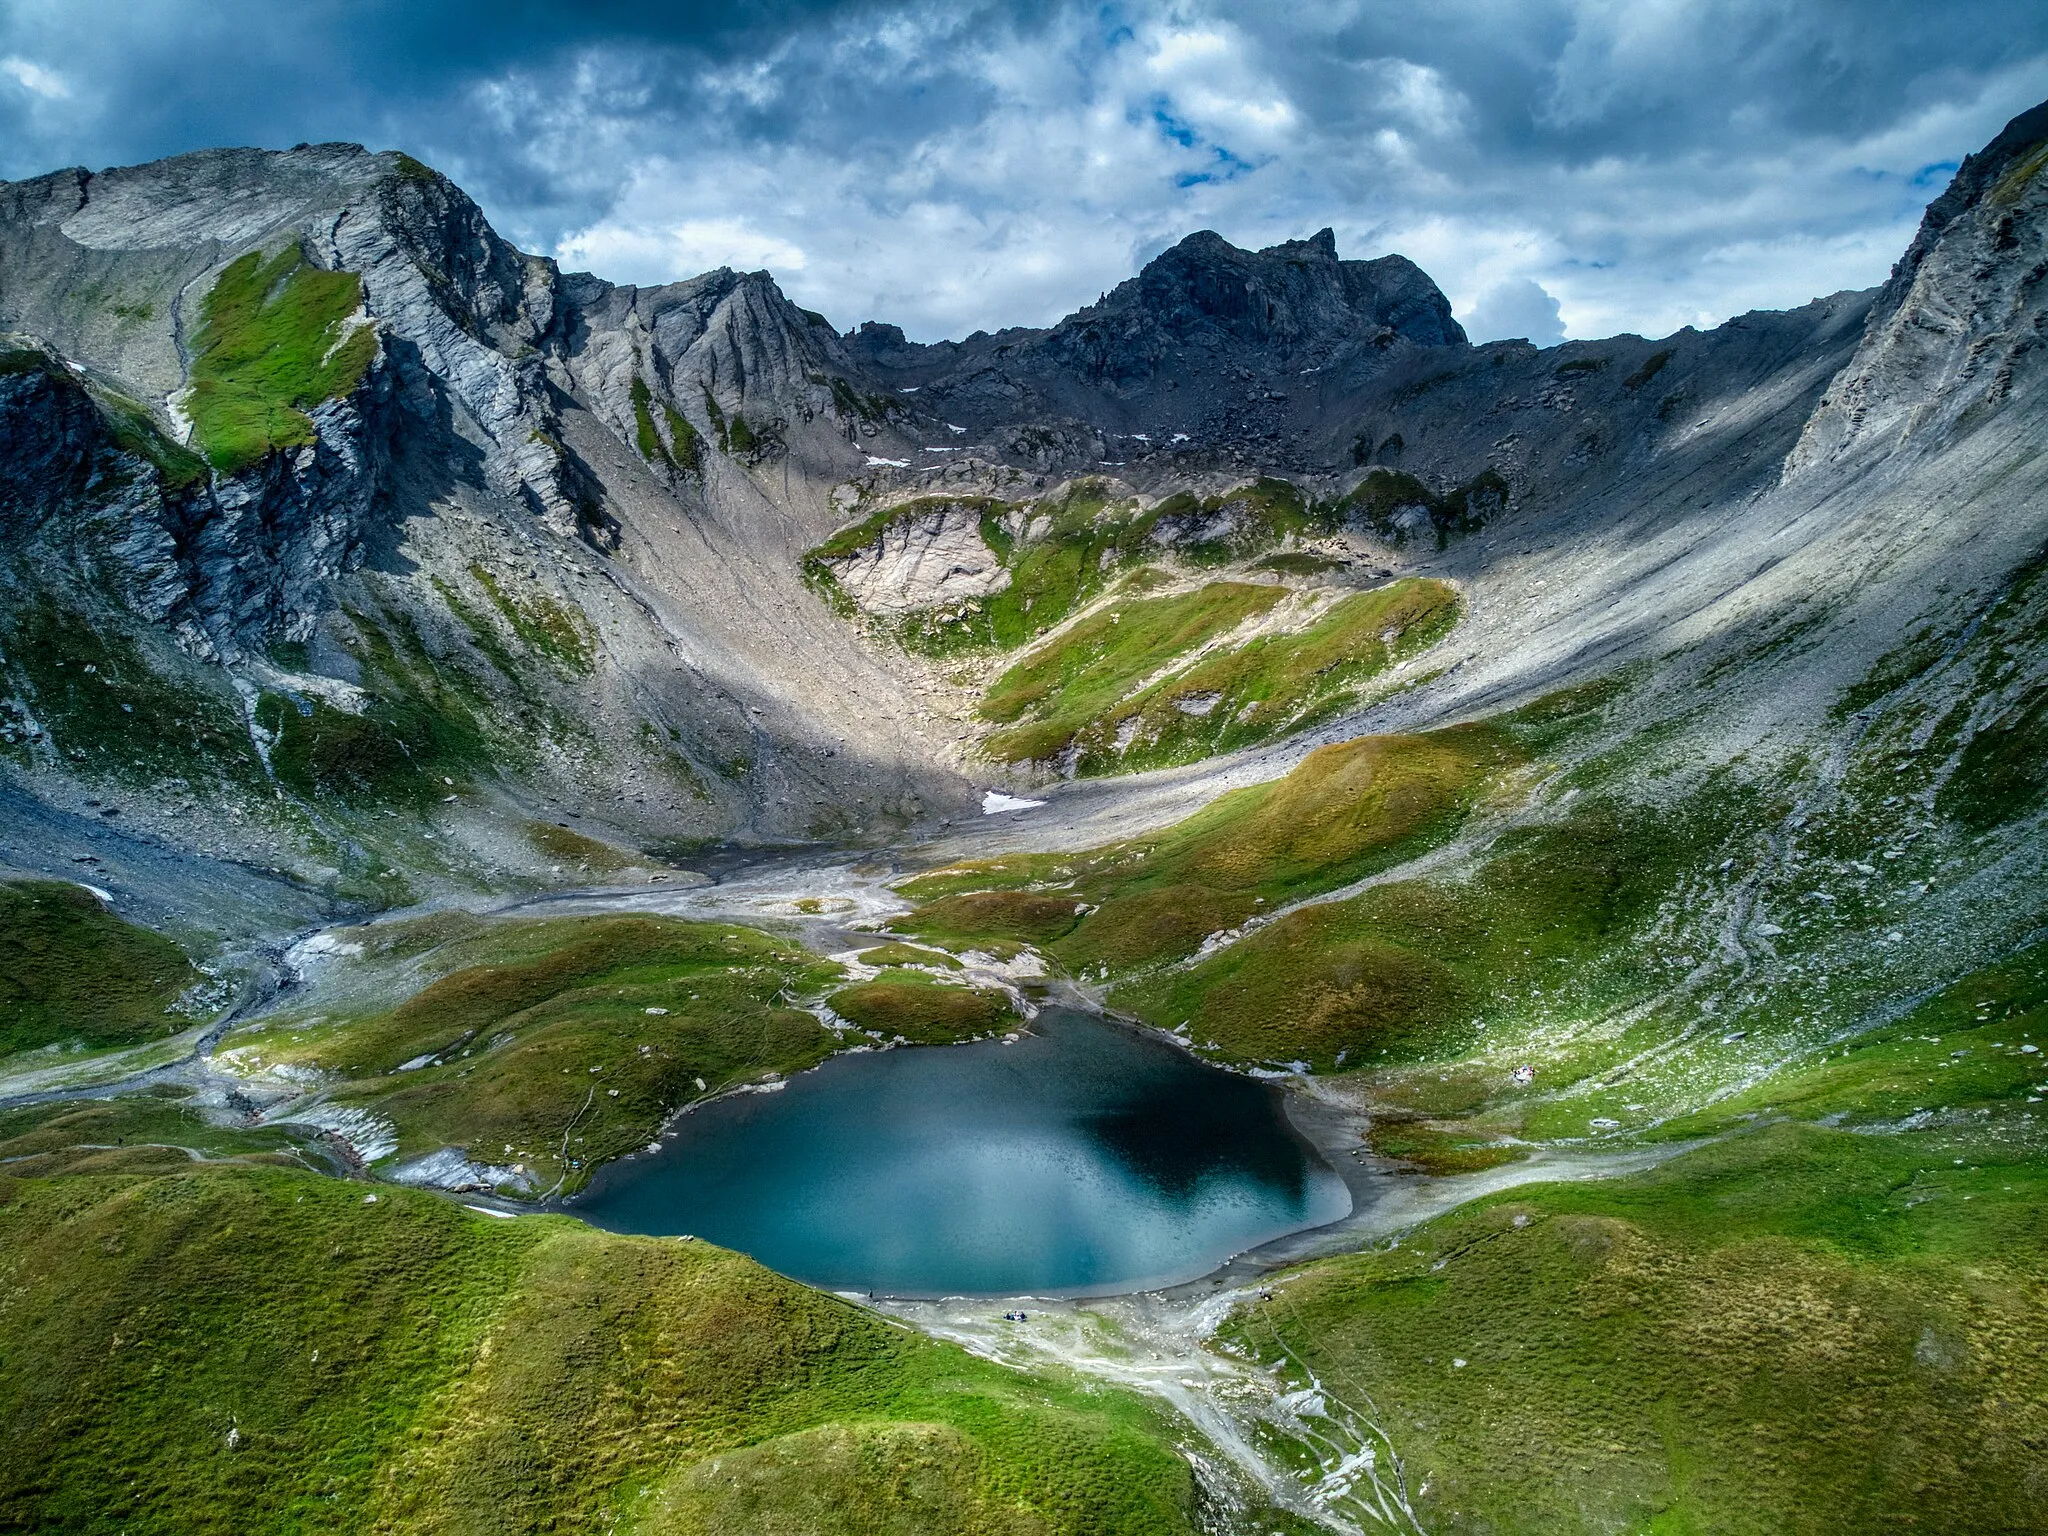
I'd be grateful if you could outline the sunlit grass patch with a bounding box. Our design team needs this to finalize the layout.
[1363,1116,1529,1174]
[896,727,1517,980]
[982,577,1461,775]
[185,244,377,474]
[900,890,1088,948]
[1225,1120,2048,1533]
[980,579,1288,736]
[828,976,1020,1044]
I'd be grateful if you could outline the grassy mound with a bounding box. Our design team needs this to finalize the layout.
[627,1420,1045,1535]
[185,244,378,474]
[853,942,962,971]
[895,725,1516,982]
[227,915,848,1191]
[828,977,1020,1044]
[0,1161,1198,1534]
[0,881,205,1056]
[1224,1120,2048,1533]
[983,578,1459,774]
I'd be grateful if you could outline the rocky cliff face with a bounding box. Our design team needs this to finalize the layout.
[1787,100,2048,475]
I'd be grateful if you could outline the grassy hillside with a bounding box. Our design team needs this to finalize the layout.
[222,913,851,1193]
[0,1154,1201,1535]
[896,720,1525,986]
[1225,1110,2048,1534]
[0,880,207,1057]
[980,577,1458,774]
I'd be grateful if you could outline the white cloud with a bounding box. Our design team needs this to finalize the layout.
[1,55,68,98]
[558,212,808,280]
[493,4,2048,344]
[1462,277,1566,345]
[13,0,2035,351]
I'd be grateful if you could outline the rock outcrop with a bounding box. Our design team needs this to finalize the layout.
[1787,99,2048,475]
[825,502,1010,615]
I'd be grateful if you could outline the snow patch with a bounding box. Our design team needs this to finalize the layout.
[982,791,1045,814]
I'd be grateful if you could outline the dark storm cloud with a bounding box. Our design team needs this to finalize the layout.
[3,1,2046,342]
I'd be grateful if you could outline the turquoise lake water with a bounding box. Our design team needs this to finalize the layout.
[571,1006,1350,1295]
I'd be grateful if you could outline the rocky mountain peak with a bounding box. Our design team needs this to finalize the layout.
[1064,226,1464,363]
[1786,97,2048,475]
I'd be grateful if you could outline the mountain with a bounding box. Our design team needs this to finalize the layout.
[1,96,2047,1536]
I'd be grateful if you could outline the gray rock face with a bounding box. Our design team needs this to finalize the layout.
[0,331,388,662]
[1787,99,2048,476]
[827,501,1010,615]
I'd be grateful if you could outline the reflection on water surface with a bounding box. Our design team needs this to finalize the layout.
[572,1007,1349,1295]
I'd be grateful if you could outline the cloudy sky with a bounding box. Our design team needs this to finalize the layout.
[3,1,2046,345]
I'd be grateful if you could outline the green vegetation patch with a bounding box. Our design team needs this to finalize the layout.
[982,577,1460,774]
[1252,551,1345,577]
[809,479,1331,660]
[901,891,1090,950]
[1363,1116,1528,1174]
[0,882,206,1056]
[1120,790,1724,1069]
[0,1163,1197,1534]
[469,563,594,672]
[232,914,847,1191]
[1335,468,1509,549]
[898,726,1516,984]
[1623,347,1675,390]
[3,348,212,494]
[663,401,704,473]
[254,601,515,808]
[0,599,263,787]
[1224,1120,2048,1533]
[524,820,633,873]
[980,580,1287,755]
[855,942,963,971]
[1650,939,2048,1142]
[829,976,1020,1044]
[628,1420,1044,1536]
[185,244,378,475]
[0,1092,303,1177]
[630,374,666,463]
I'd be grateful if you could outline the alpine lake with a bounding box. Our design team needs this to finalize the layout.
[571,1005,1350,1296]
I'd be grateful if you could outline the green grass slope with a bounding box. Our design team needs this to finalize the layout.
[0,1159,1199,1535]
[226,913,850,1192]
[896,722,1523,984]
[1225,1112,2048,1534]
[980,577,1458,775]
[185,244,378,474]
[0,880,207,1057]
